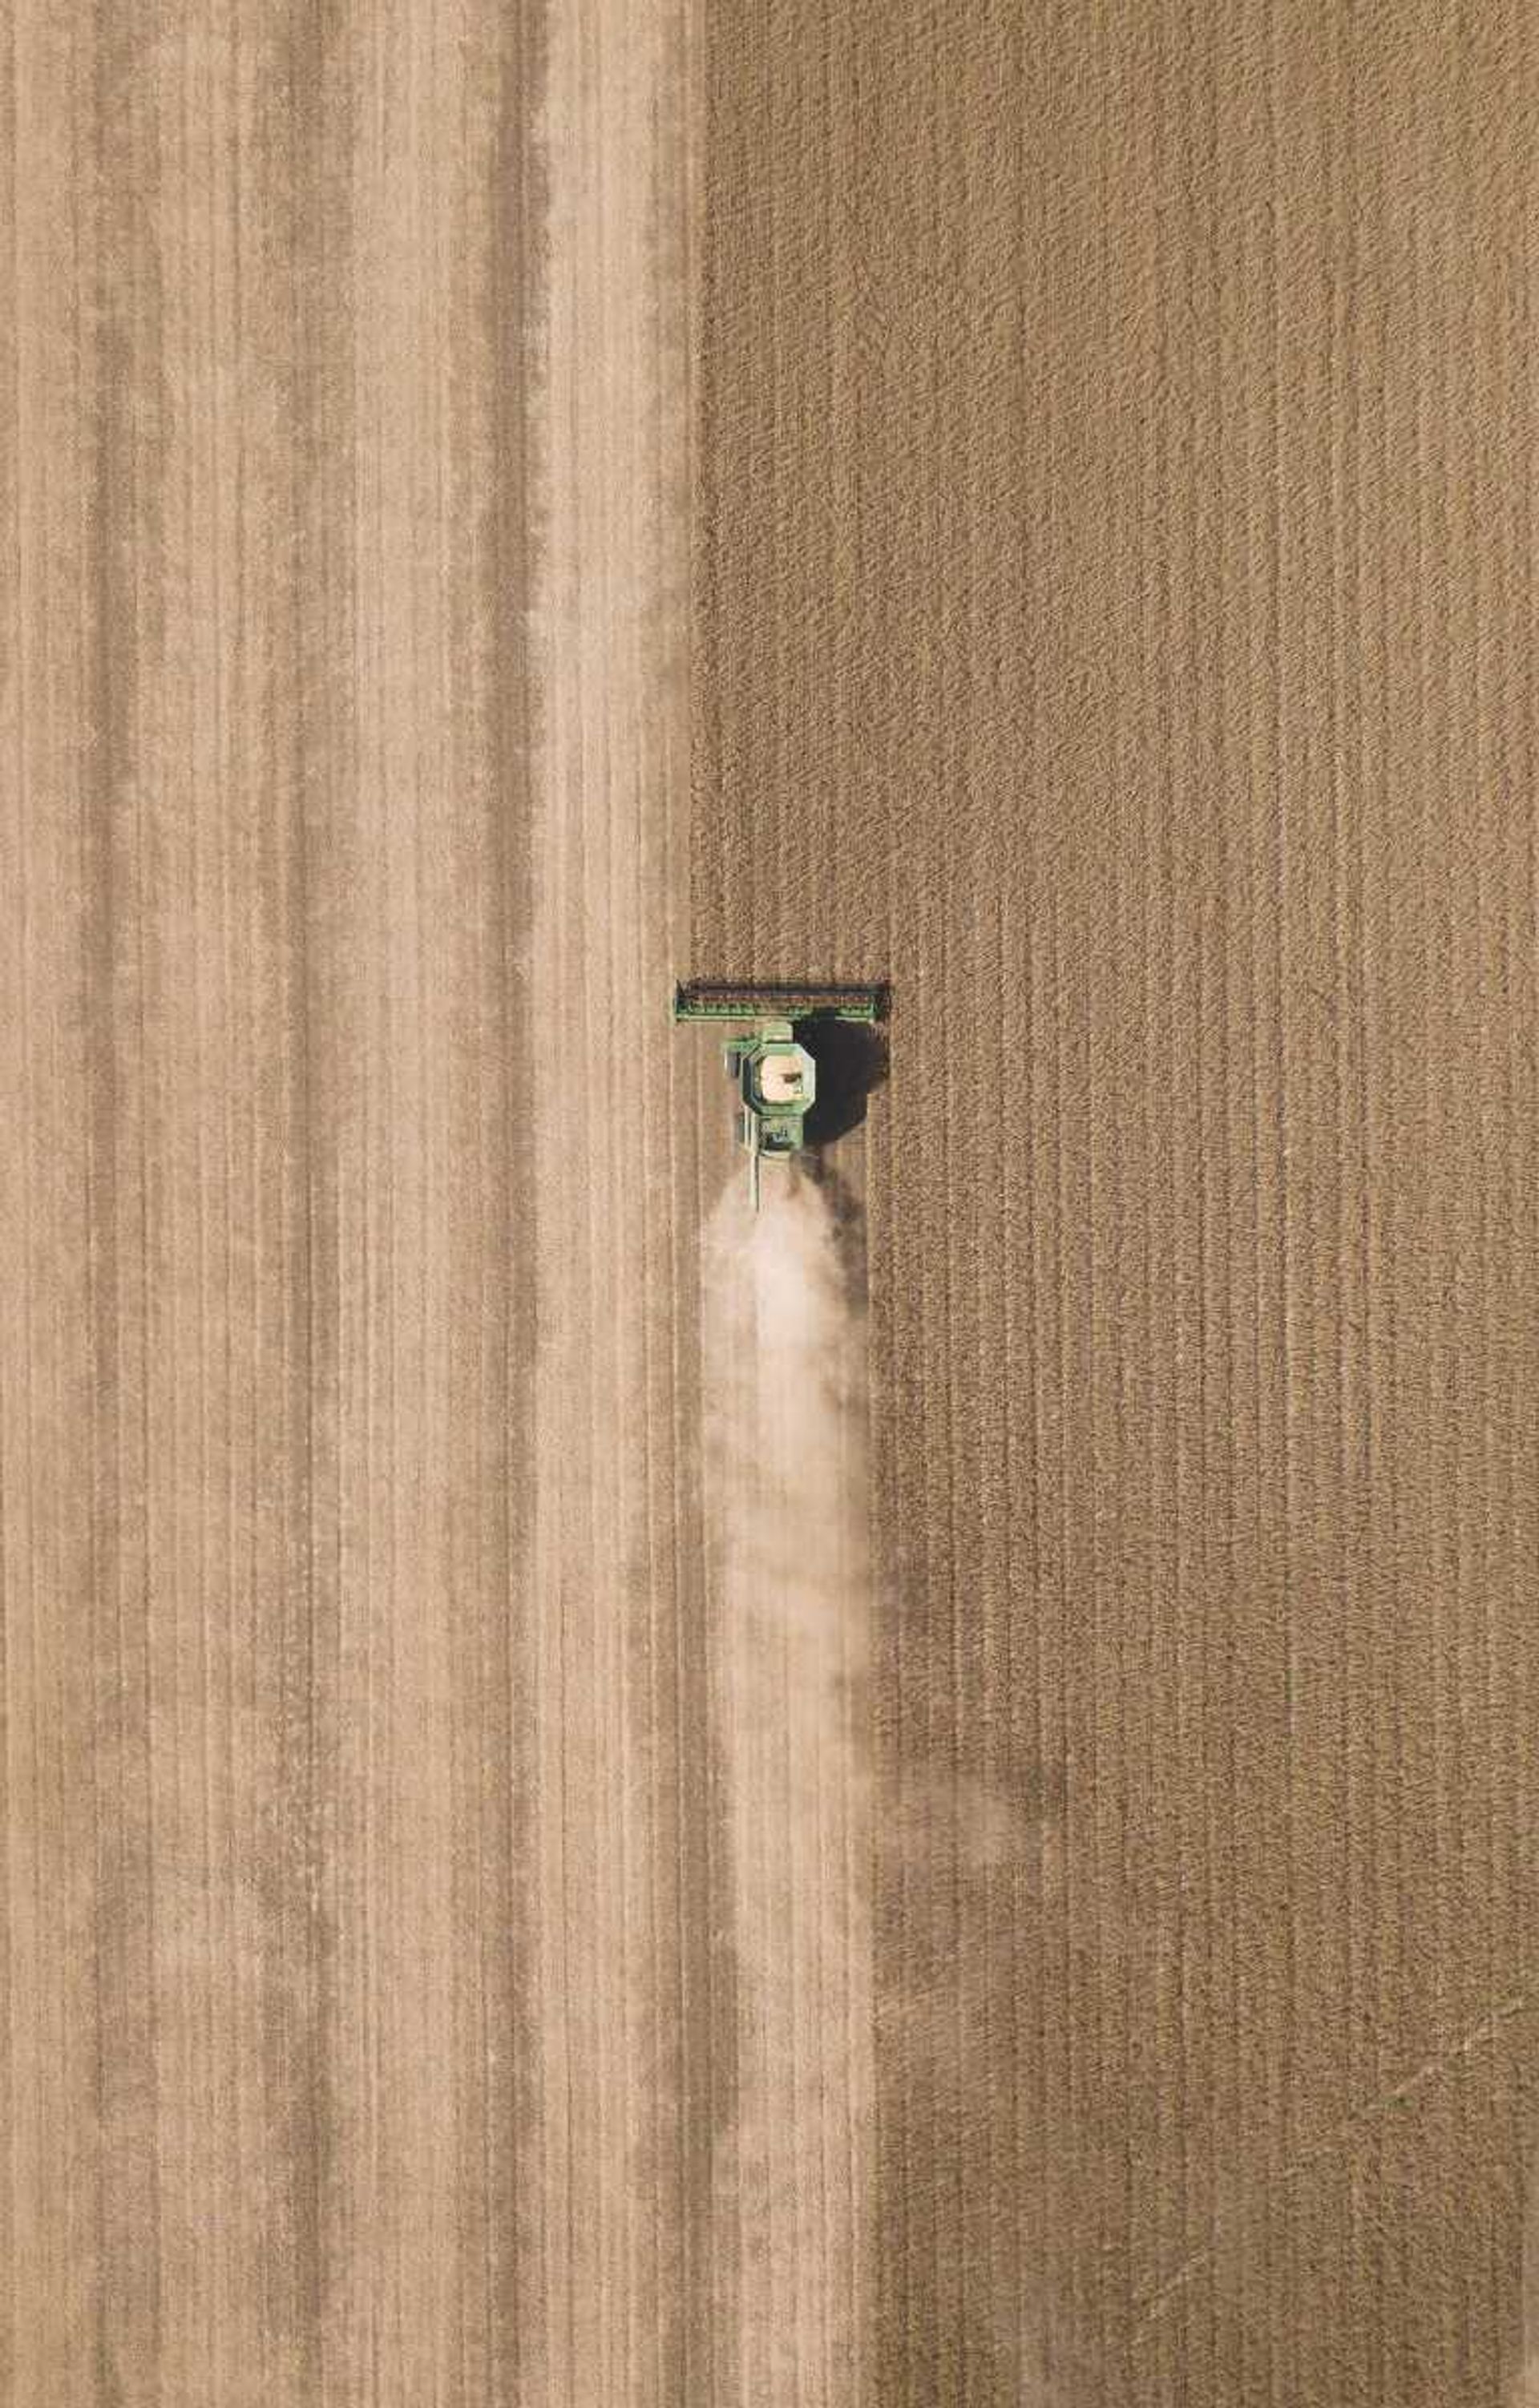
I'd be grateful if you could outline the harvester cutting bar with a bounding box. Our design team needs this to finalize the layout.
[671,979,885,1024]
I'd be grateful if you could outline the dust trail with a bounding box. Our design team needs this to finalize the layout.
[1513,2151,1539,2406]
[703,1171,875,2406]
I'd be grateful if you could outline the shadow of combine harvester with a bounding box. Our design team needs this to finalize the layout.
[672,979,890,1209]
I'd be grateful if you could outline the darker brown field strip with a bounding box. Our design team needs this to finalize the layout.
[697,2,1539,2401]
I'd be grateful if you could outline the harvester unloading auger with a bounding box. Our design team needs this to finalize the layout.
[672,980,887,1209]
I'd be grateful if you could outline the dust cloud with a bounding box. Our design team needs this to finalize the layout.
[1512,2155,1539,2406]
[702,1170,874,2405]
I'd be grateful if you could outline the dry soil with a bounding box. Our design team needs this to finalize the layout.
[2,0,703,2402]
[6,2,1539,2406]
[697,3,1539,2403]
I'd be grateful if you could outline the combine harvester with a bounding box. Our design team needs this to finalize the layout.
[672,980,887,1209]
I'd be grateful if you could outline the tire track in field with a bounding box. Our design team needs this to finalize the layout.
[523,0,705,2398]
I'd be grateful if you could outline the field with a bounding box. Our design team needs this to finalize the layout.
[2,0,1537,2404]
[698,4,1539,2400]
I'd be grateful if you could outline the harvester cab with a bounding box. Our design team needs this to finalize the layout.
[671,980,887,1209]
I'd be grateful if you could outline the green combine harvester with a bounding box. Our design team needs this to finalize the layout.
[672,980,886,1209]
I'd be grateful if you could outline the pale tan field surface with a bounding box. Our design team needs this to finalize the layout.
[697,2,1539,2403]
[1,0,716,2402]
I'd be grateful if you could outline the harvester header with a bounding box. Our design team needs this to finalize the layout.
[671,978,888,1207]
[671,980,885,1024]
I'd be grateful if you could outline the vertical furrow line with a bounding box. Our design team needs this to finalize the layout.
[525,0,698,2395]
[81,3,168,2390]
